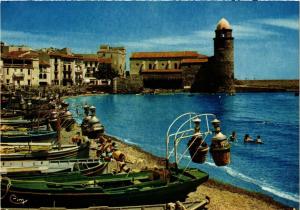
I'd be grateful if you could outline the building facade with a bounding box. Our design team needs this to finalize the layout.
[1,50,40,87]
[0,44,114,87]
[129,18,235,93]
[130,51,208,89]
[97,45,126,77]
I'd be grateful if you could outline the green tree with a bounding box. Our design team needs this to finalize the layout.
[94,63,119,80]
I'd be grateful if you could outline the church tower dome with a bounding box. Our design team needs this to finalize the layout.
[216,18,232,30]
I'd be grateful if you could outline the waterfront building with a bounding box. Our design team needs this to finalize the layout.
[75,53,112,85]
[0,44,115,87]
[97,45,126,78]
[129,18,235,93]
[1,49,40,87]
[47,48,76,86]
[130,51,207,89]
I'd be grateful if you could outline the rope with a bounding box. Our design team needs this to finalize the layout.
[1,176,11,200]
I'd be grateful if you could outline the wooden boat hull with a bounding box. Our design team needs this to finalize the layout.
[0,142,90,161]
[1,130,57,143]
[1,168,209,208]
[0,118,48,128]
[1,159,108,176]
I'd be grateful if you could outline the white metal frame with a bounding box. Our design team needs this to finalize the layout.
[165,112,216,169]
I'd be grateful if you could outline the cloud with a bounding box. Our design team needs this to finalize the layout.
[232,24,280,40]
[121,29,213,54]
[1,30,67,49]
[254,17,299,31]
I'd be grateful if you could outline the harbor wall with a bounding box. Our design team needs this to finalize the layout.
[235,80,299,92]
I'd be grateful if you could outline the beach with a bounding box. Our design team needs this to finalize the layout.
[62,126,293,210]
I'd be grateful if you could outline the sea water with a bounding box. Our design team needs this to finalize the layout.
[66,92,299,207]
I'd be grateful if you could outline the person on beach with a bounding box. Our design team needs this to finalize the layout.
[228,131,237,142]
[244,134,253,143]
[72,132,81,145]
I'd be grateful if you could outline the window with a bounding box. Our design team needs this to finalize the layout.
[20,69,23,72]
[6,79,9,84]
[28,80,31,86]
[149,64,152,70]
[44,74,47,79]
[39,74,42,79]
[136,63,139,66]
[28,69,31,75]
[6,69,9,74]
[174,63,178,69]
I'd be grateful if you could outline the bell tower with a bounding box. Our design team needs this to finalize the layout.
[213,18,235,93]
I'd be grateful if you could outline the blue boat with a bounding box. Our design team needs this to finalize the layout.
[1,130,57,143]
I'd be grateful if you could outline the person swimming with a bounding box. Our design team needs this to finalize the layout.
[229,131,237,142]
[244,134,253,143]
[255,135,263,144]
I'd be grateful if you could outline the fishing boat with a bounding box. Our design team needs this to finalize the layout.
[0,118,48,128]
[1,130,57,143]
[0,112,214,208]
[0,142,90,161]
[0,167,208,208]
[0,159,108,177]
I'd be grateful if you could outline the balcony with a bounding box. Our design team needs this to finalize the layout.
[4,64,33,69]
[12,72,25,79]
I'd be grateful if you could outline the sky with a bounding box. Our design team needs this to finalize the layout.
[1,1,299,79]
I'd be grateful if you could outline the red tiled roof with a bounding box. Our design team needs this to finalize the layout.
[1,51,39,59]
[131,51,200,59]
[181,58,208,63]
[48,52,75,59]
[39,60,50,67]
[75,54,112,63]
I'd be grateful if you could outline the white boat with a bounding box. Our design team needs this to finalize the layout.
[0,142,90,161]
[0,159,107,176]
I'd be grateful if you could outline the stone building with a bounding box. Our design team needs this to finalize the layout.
[129,18,235,93]
[130,51,207,89]
[97,45,126,77]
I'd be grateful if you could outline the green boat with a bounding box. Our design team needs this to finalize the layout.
[0,112,222,208]
[1,168,208,208]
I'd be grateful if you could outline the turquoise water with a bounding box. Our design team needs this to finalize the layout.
[66,93,299,207]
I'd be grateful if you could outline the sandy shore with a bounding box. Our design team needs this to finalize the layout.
[61,126,294,210]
